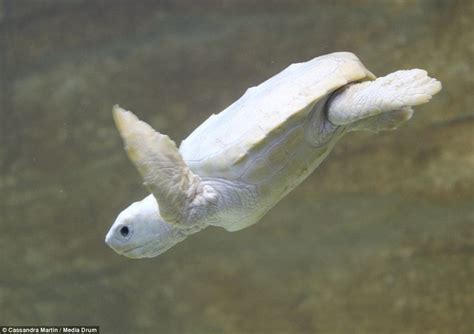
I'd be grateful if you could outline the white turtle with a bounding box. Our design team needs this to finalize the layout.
[105,52,441,258]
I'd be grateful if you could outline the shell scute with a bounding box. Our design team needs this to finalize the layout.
[180,52,373,180]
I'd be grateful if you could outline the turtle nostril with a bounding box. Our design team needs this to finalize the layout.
[120,226,130,238]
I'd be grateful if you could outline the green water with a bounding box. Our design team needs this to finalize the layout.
[1,1,473,333]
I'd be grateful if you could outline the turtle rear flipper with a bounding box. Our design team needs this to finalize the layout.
[347,106,414,133]
[327,69,442,126]
[113,106,202,226]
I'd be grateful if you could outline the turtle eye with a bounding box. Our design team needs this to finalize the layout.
[120,226,130,238]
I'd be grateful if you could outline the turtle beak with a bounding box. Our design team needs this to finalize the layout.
[104,230,113,247]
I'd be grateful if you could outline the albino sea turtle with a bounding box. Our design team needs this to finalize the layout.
[105,52,441,258]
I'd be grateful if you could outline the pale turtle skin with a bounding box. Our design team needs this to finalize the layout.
[105,52,441,258]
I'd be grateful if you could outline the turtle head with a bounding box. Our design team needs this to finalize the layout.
[105,194,186,258]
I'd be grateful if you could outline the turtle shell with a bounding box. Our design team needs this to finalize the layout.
[179,52,374,181]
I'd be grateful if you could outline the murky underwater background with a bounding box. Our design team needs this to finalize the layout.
[1,1,473,333]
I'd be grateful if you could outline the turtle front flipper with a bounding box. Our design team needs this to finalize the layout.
[113,105,202,226]
[327,69,442,127]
